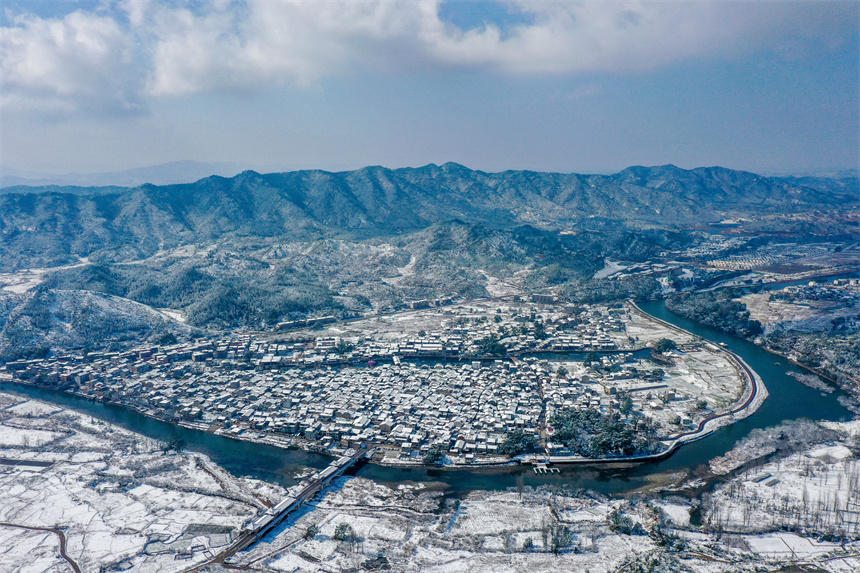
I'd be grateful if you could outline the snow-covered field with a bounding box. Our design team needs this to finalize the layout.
[0,424,65,447]
[705,420,860,540]
[0,258,90,294]
[0,392,287,573]
[625,308,696,346]
[3,391,859,573]
[230,469,860,573]
[740,291,857,334]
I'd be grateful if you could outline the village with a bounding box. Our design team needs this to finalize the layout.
[3,300,755,466]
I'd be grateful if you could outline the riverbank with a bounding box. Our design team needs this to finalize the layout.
[668,283,860,408]
[2,297,854,500]
[762,341,860,412]
[5,391,857,573]
[0,391,288,573]
[518,304,768,467]
[0,299,769,475]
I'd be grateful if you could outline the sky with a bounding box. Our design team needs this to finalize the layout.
[1,0,857,177]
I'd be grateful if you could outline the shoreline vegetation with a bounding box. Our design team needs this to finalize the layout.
[664,281,860,412]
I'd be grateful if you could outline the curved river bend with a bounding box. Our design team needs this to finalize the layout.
[1,301,852,496]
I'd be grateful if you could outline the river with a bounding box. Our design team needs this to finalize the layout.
[1,300,853,496]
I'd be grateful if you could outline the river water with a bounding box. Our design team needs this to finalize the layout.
[1,300,853,496]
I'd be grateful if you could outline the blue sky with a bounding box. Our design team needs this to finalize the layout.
[1,1,857,176]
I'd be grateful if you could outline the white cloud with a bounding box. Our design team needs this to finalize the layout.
[141,0,439,95]
[1,0,854,114]
[1,9,144,116]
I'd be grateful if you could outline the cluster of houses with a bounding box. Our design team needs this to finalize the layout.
[707,243,834,270]
[772,282,860,303]
[4,304,700,463]
[271,304,629,366]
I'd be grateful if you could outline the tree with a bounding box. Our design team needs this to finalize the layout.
[551,525,574,554]
[333,523,353,541]
[335,339,355,354]
[305,524,319,539]
[610,510,647,536]
[157,332,178,346]
[540,520,551,549]
[556,366,568,378]
[424,446,444,466]
[550,407,651,457]
[654,338,677,353]
[620,395,633,415]
[500,429,538,456]
[533,322,548,340]
[666,291,763,338]
[478,334,507,356]
[523,537,534,551]
[161,436,186,452]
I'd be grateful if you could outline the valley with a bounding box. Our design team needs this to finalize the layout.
[0,163,857,572]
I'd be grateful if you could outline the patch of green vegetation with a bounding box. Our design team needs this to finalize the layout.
[477,334,507,356]
[45,261,344,329]
[666,290,763,338]
[424,446,444,466]
[549,408,655,457]
[561,276,661,304]
[654,338,677,353]
[499,429,539,456]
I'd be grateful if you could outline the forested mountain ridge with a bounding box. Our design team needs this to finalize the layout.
[0,163,853,270]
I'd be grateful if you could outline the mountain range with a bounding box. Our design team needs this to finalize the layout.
[0,163,855,270]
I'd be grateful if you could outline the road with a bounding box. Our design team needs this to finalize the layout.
[0,522,81,573]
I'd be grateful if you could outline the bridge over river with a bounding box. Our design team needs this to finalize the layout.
[184,447,370,571]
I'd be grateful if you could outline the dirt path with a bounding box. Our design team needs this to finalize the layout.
[0,522,81,573]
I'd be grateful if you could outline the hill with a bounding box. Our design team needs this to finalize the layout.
[0,287,197,361]
[0,163,854,270]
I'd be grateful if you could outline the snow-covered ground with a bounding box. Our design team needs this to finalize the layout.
[626,307,697,346]
[0,424,64,448]
[705,420,860,540]
[158,308,187,323]
[231,470,860,573]
[0,258,90,294]
[740,291,857,334]
[476,270,523,297]
[0,392,288,573]
[593,260,628,280]
[3,391,858,573]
